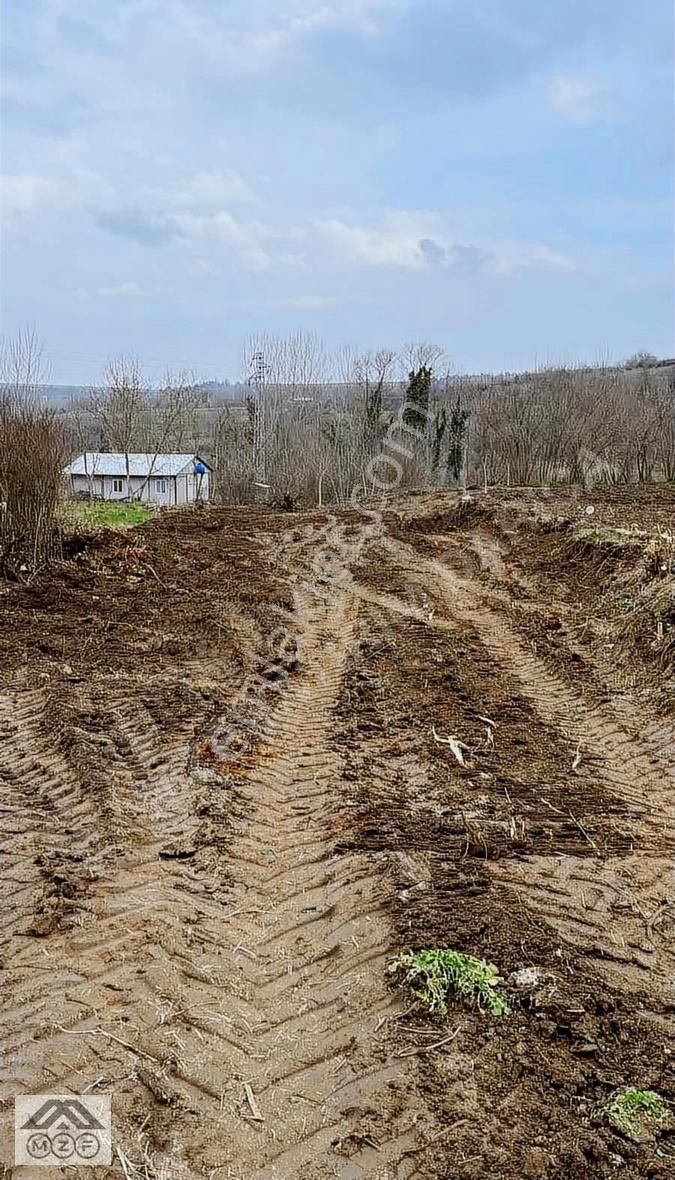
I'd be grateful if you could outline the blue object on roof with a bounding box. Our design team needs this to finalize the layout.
[194,460,207,475]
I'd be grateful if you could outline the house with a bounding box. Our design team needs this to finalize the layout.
[64,453,212,506]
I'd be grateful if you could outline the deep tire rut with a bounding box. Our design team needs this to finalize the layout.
[382,534,675,834]
[191,588,421,1178]
[0,580,424,1179]
[371,532,675,1003]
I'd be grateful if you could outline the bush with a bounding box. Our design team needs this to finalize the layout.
[0,332,67,575]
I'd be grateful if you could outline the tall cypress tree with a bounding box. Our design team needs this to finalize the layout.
[447,395,468,482]
[430,406,447,476]
[403,365,432,433]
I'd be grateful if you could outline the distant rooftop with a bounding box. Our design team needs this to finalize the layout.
[64,452,211,477]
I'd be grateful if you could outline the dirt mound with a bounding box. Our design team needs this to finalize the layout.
[389,495,491,536]
[0,507,294,679]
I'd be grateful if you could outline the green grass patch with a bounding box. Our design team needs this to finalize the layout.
[388,948,510,1018]
[61,501,153,531]
[603,1088,666,1139]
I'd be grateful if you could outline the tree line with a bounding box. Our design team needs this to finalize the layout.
[212,335,675,501]
[1,329,673,572]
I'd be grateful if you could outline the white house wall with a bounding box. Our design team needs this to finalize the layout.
[145,477,173,506]
[107,476,146,501]
[69,465,211,504]
[71,475,104,498]
[175,466,211,504]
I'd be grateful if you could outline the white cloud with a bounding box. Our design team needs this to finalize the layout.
[190,257,218,278]
[318,212,438,269]
[96,195,274,270]
[286,0,402,37]
[173,210,272,269]
[98,281,143,298]
[279,293,336,310]
[494,243,580,276]
[0,173,75,221]
[167,7,284,74]
[316,210,580,277]
[160,169,256,209]
[169,0,399,73]
[549,74,610,123]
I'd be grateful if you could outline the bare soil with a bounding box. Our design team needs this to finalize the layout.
[1,489,673,1179]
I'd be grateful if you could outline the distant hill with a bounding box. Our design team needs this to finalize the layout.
[33,357,675,409]
[38,381,247,408]
[40,384,89,405]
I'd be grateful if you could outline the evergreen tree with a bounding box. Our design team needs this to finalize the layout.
[403,366,432,433]
[430,406,447,476]
[447,396,468,482]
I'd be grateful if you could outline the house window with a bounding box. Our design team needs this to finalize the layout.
[112,478,123,493]
[155,479,167,494]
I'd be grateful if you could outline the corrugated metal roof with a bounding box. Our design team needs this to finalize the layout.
[64,453,210,477]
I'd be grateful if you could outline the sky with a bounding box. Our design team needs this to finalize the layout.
[0,0,673,383]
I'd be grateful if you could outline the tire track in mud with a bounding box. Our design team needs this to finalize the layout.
[167,585,424,1179]
[493,850,675,998]
[103,691,201,845]
[0,565,428,1177]
[369,531,675,1002]
[381,533,675,832]
[0,688,108,950]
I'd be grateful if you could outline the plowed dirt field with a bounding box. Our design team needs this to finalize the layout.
[1,487,673,1179]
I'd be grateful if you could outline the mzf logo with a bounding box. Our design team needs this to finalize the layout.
[15,1095,112,1166]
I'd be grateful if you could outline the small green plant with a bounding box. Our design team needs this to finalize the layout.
[604,1088,666,1138]
[388,948,510,1018]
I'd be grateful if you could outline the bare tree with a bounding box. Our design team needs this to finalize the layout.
[653,376,675,482]
[0,330,67,573]
[402,341,447,375]
[83,357,149,498]
[155,370,200,452]
[69,398,99,496]
[239,332,331,504]
[212,404,256,503]
[624,350,659,370]
[332,345,404,497]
